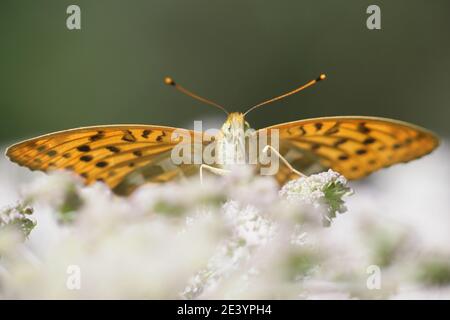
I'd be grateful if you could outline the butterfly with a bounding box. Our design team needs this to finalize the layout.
[6,74,439,195]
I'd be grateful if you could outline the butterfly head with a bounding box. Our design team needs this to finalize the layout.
[221,112,250,139]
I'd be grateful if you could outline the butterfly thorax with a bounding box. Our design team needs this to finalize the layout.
[216,112,251,166]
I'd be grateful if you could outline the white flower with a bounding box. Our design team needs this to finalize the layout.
[0,202,35,237]
[223,201,276,247]
[0,143,449,299]
[280,169,353,224]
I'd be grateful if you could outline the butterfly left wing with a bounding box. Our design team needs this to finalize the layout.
[6,125,209,195]
[258,116,439,184]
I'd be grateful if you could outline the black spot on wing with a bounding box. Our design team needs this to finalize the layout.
[333,138,347,147]
[89,131,105,142]
[96,161,108,168]
[77,145,91,152]
[325,125,340,135]
[106,146,120,153]
[356,149,367,155]
[80,155,93,162]
[404,138,413,145]
[363,137,376,145]
[156,131,167,142]
[299,126,306,136]
[357,123,371,134]
[122,131,137,142]
[314,123,323,131]
[142,130,152,138]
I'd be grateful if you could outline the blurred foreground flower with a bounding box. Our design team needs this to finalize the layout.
[0,202,35,237]
[0,143,449,299]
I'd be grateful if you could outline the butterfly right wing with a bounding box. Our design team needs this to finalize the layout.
[258,116,439,185]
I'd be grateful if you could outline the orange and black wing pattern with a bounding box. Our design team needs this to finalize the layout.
[261,116,439,184]
[6,125,207,194]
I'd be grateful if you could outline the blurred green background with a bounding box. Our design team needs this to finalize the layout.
[1,0,449,145]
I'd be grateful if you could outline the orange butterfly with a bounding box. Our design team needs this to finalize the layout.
[6,74,439,195]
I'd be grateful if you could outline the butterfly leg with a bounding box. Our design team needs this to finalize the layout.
[262,145,306,177]
[199,164,230,184]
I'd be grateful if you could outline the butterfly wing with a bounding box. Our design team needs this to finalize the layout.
[6,125,210,195]
[259,116,439,184]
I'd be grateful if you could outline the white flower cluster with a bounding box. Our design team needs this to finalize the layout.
[179,169,353,298]
[183,201,277,298]
[0,142,449,300]
[280,169,353,225]
[0,202,35,237]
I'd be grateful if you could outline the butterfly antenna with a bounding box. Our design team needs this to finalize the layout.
[164,77,229,115]
[244,74,326,116]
